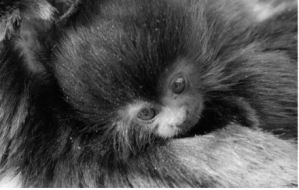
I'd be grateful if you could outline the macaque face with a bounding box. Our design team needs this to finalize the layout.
[55,37,203,142]
[53,1,200,140]
[119,62,204,138]
[0,0,296,188]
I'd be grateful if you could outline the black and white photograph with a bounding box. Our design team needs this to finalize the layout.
[0,0,297,187]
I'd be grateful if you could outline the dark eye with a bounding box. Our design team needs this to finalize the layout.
[171,77,186,94]
[137,107,156,121]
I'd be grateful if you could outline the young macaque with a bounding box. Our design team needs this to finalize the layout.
[0,0,297,187]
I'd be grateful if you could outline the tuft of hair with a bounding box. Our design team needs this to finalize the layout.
[243,0,298,22]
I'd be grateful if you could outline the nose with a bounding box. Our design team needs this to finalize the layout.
[165,106,188,127]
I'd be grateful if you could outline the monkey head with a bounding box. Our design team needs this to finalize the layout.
[0,0,297,188]
[52,1,204,155]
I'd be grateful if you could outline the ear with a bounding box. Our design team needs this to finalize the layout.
[244,0,297,22]
[0,1,55,72]
[0,0,79,73]
[0,0,55,42]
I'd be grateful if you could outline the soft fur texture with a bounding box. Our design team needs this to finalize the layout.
[0,0,297,188]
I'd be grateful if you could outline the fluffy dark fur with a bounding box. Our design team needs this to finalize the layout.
[0,0,297,187]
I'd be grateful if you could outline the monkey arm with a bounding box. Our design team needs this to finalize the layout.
[105,125,298,187]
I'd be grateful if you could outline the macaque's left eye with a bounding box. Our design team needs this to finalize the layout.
[171,77,186,94]
[137,107,156,121]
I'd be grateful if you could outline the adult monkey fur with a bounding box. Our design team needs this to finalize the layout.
[0,0,297,188]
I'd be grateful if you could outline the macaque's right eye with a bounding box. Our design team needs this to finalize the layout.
[137,107,157,121]
[171,76,186,95]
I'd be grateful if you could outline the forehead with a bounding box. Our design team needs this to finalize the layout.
[54,0,192,105]
[61,3,188,71]
[70,1,188,54]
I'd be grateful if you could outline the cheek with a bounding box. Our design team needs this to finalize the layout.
[176,91,204,125]
[185,96,204,133]
[186,94,204,121]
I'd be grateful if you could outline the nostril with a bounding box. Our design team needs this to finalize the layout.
[180,108,188,122]
[185,109,189,117]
